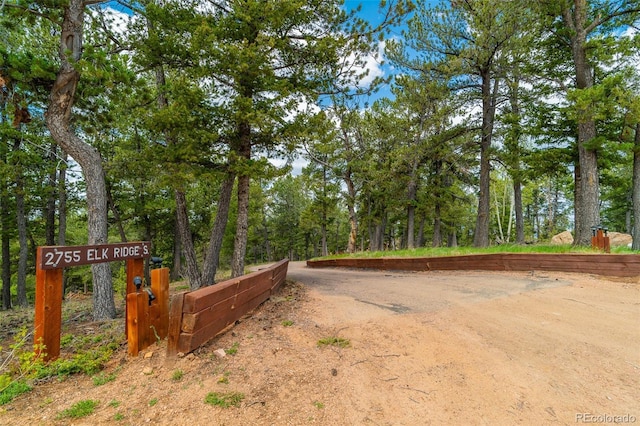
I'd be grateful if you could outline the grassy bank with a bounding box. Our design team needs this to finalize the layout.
[319,244,635,260]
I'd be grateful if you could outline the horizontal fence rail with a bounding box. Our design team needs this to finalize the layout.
[167,259,289,357]
[306,253,640,277]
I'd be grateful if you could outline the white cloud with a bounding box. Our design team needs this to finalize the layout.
[94,5,132,37]
[345,40,386,89]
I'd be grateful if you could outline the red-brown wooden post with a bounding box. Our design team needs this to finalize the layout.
[127,291,149,356]
[125,258,144,336]
[151,267,170,339]
[166,292,185,358]
[34,247,64,361]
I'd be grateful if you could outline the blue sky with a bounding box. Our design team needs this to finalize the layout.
[341,0,426,105]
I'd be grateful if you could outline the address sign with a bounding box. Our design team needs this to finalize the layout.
[40,242,151,269]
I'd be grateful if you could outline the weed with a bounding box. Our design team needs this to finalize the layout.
[317,337,350,348]
[92,372,116,386]
[0,380,31,405]
[313,401,325,409]
[57,399,99,419]
[204,391,244,408]
[217,371,230,384]
[60,334,74,347]
[227,342,239,356]
[149,398,158,407]
[114,412,125,421]
[0,328,43,404]
[171,369,184,381]
[281,320,294,327]
[108,399,120,408]
[0,318,122,405]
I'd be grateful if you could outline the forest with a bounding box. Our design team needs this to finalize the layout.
[0,0,639,318]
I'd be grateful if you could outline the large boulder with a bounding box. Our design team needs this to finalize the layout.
[550,230,573,245]
[607,232,632,247]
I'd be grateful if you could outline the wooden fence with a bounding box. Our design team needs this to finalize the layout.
[167,259,289,357]
[307,253,640,277]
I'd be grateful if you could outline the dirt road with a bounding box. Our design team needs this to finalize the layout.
[3,262,639,425]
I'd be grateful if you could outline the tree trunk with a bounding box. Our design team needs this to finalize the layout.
[262,210,271,262]
[201,172,235,285]
[417,215,425,247]
[175,190,202,290]
[632,123,640,250]
[1,160,11,310]
[58,154,67,246]
[473,71,498,247]
[574,159,581,242]
[433,203,442,247]
[321,221,328,256]
[171,219,182,281]
[107,181,127,242]
[563,1,600,245]
[58,154,67,294]
[513,178,525,244]
[232,174,250,277]
[344,167,358,253]
[447,224,457,247]
[45,0,115,320]
[231,120,252,278]
[507,75,525,244]
[45,142,58,246]
[406,175,417,249]
[575,122,599,244]
[13,140,28,307]
[321,165,328,256]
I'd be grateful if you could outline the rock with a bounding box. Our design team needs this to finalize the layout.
[144,351,153,359]
[550,231,573,245]
[143,367,154,375]
[213,348,227,358]
[607,232,632,247]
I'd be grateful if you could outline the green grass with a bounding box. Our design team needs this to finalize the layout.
[281,319,294,327]
[317,337,350,348]
[171,369,184,381]
[0,300,123,406]
[204,391,244,408]
[92,372,117,386]
[317,244,634,260]
[149,398,158,407]
[57,399,99,419]
[226,342,239,356]
[0,380,32,405]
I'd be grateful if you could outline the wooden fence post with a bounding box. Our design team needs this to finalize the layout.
[125,258,145,336]
[34,247,63,361]
[127,291,149,357]
[151,267,170,339]
[166,292,185,358]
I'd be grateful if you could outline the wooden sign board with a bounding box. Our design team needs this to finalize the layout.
[40,242,151,269]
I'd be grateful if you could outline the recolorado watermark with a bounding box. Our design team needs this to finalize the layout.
[576,413,637,423]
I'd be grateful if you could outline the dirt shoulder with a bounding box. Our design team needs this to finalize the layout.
[2,265,639,425]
